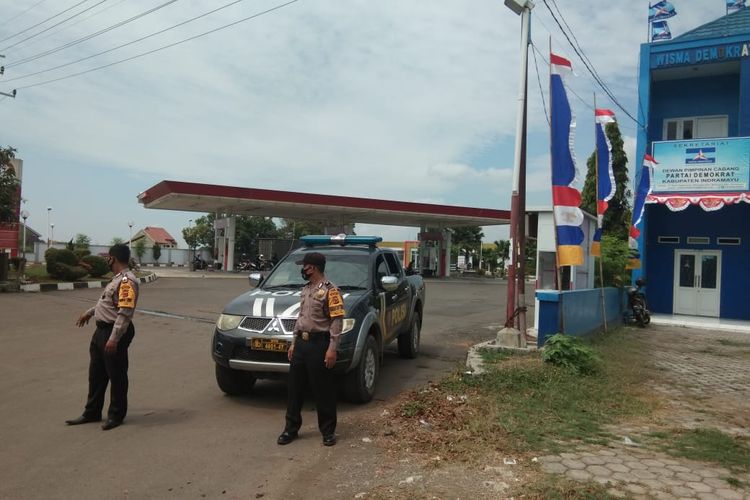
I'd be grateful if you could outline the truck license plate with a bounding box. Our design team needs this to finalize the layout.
[249,338,289,352]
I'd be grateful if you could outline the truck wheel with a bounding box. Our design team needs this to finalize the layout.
[215,363,256,395]
[344,335,379,404]
[398,312,420,359]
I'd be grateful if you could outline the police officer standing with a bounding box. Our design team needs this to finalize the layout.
[277,252,345,447]
[66,244,139,431]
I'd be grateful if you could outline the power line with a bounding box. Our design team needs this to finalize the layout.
[0,0,90,44]
[540,1,624,113]
[548,0,622,122]
[14,0,128,52]
[5,0,249,83]
[548,0,603,86]
[0,0,50,29]
[7,0,179,68]
[530,42,594,113]
[16,0,300,90]
[530,42,550,126]
[2,0,109,52]
[539,0,643,128]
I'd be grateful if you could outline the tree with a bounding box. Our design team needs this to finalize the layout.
[496,239,510,271]
[111,237,124,245]
[134,239,146,263]
[450,226,484,261]
[234,216,279,257]
[597,235,630,286]
[525,238,537,275]
[152,242,162,262]
[183,215,215,250]
[0,146,19,223]
[74,233,91,251]
[581,121,632,241]
[280,219,326,239]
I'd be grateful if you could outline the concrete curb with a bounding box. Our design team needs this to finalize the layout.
[20,272,158,293]
[466,339,538,375]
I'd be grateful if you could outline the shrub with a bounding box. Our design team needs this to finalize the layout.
[74,249,91,260]
[541,334,600,375]
[51,263,87,281]
[10,257,24,271]
[81,255,109,277]
[45,248,79,275]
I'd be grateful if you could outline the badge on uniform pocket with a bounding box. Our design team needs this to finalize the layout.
[314,288,326,300]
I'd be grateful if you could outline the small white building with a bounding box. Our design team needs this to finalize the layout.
[526,207,597,331]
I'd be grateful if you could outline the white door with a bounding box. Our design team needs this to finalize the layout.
[673,250,721,317]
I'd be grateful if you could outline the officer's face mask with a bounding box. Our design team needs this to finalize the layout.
[300,265,312,281]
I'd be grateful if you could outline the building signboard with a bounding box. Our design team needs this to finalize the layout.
[650,41,750,69]
[652,138,750,193]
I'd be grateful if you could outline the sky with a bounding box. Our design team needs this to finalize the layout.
[0,0,731,247]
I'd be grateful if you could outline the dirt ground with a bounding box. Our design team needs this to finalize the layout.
[283,324,750,499]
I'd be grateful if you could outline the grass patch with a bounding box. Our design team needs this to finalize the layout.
[391,329,655,459]
[478,347,534,363]
[651,428,750,473]
[513,474,623,499]
[717,338,750,347]
[725,476,747,488]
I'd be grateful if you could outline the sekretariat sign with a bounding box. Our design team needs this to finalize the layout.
[652,138,750,193]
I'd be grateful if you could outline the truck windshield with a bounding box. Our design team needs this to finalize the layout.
[262,253,370,289]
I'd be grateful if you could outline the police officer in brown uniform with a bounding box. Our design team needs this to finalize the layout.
[277,252,345,447]
[66,244,139,431]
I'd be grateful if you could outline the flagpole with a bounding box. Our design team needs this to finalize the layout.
[647,3,651,43]
[548,36,562,294]
[594,94,609,333]
[548,37,566,336]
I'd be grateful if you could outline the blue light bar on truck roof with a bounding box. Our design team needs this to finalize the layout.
[301,234,383,247]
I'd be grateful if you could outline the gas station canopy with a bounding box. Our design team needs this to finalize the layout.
[138,180,510,228]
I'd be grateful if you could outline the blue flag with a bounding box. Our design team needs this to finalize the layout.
[727,0,746,14]
[649,1,677,22]
[651,20,672,42]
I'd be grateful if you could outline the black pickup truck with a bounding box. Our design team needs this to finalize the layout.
[211,235,426,403]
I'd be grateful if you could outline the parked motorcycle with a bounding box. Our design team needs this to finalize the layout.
[237,260,257,272]
[627,278,651,327]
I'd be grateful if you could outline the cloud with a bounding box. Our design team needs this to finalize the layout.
[0,1,729,244]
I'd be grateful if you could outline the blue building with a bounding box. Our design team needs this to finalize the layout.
[635,9,750,320]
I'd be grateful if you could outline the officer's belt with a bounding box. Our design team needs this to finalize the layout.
[296,331,329,341]
[96,321,114,329]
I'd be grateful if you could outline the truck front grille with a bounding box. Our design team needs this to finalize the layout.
[239,317,271,332]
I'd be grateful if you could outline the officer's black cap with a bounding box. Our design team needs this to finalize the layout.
[295,252,326,267]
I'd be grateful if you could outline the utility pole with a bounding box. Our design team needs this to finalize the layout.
[498,0,533,349]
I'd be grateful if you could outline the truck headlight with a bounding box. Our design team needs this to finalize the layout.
[342,318,356,334]
[216,314,243,331]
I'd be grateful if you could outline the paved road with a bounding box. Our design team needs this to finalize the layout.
[0,277,514,499]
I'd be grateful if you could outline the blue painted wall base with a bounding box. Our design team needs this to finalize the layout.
[536,288,626,347]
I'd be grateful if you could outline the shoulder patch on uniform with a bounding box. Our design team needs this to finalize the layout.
[118,281,136,309]
[327,288,345,318]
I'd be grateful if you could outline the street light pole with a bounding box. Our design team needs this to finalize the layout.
[46,207,52,249]
[50,223,55,245]
[128,221,134,251]
[21,211,28,257]
[500,0,533,348]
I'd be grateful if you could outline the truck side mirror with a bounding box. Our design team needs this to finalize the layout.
[249,272,263,288]
[381,275,399,292]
